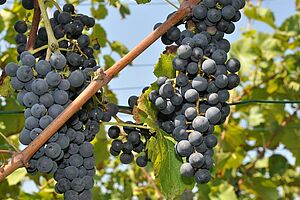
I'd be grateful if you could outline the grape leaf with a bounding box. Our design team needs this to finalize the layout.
[7,168,27,186]
[134,85,194,199]
[279,13,300,36]
[244,5,276,29]
[135,0,151,4]
[91,24,107,47]
[91,4,108,20]
[268,154,288,176]
[110,41,129,57]
[0,77,14,97]
[0,98,24,136]
[154,54,176,79]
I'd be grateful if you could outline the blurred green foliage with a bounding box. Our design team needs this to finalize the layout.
[0,0,299,199]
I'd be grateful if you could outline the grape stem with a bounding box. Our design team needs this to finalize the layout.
[30,37,68,55]
[101,122,151,130]
[0,0,200,182]
[37,0,60,60]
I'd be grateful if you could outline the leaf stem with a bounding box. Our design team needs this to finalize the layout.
[0,132,19,152]
[30,37,68,55]
[163,0,179,9]
[46,0,62,12]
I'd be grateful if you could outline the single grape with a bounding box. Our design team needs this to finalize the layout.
[46,71,61,87]
[177,45,192,59]
[205,107,221,124]
[211,49,227,64]
[192,116,209,132]
[189,152,205,168]
[180,163,194,178]
[188,131,203,146]
[194,169,211,184]
[176,73,189,87]
[226,58,240,73]
[39,115,53,129]
[79,142,93,158]
[205,134,218,148]
[136,156,148,167]
[5,62,19,77]
[50,53,67,70]
[69,70,85,88]
[207,9,222,23]
[14,20,28,33]
[193,5,207,19]
[48,104,64,119]
[21,54,35,67]
[184,107,197,121]
[35,60,51,76]
[16,65,33,82]
[31,104,46,118]
[159,83,174,98]
[176,140,193,157]
[108,126,120,139]
[120,153,134,164]
[192,76,208,92]
[202,59,216,75]
[184,89,199,103]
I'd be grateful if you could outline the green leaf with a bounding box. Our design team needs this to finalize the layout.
[154,54,176,79]
[103,86,118,104]
[241,177,279,200]
[135,0,151,4]
[110,41,129,57]
[244,5,276,28]
[280,120,300,165]
[7,168,27,186]
[0,98,24,136]
[0,77,14,97]
[136,85,194,198]
[248,106,265,127]
[91,24,107,47]
[91,4,108,20]
[103,54,115,70]
[208,182,238,200]
[93,124,109,169]
[279,13,300,36]
[268,154,288,176]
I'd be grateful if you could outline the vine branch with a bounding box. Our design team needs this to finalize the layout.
[0,0,199,182]
[26,0,41,51]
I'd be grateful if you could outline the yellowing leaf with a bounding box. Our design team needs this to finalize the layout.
[154,54,176,78]
[7,168,27,186]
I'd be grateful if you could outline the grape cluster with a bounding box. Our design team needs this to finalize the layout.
[150,0,245,184]
[14,3,100,59]
[108,124,149,167]
[107,94,151,167]
[6,3,114,199]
